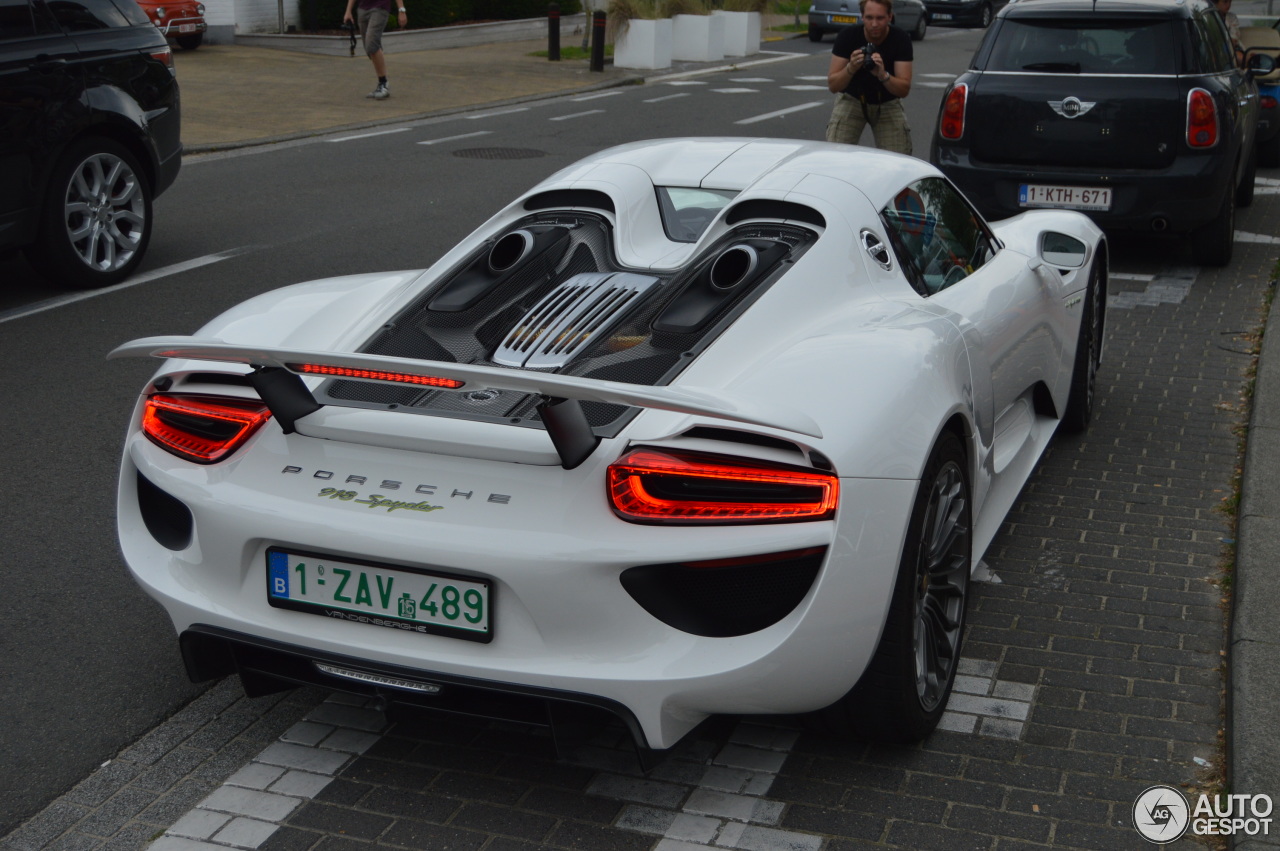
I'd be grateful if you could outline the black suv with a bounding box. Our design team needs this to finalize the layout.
[1,0,181,288]
[929,0,1274,266]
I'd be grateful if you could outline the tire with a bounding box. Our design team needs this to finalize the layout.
[1260,132,1280,168]
[808,24,823,42]
[1190,178,1235,267]
[911,13,926,40]
[810,432,972,742]
[176,33,203,49]
[1061,256,1105,433]
[975,2,992,27]
[25,137,152,290]
[1237,142,1256,208]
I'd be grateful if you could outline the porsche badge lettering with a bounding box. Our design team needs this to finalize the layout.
[282,466,512,505]
[317,488,444,513]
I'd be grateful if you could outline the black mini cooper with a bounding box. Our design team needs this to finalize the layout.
[929,0,1275,266]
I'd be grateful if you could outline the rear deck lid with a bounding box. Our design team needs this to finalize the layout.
[969,17,1184,169]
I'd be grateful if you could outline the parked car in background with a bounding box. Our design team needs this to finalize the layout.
[1242,26,1280,166]
[135,0,206,49]
[0,0,182,289]
[930,0,1275,267]
[923,0,1006,28]
[809,0,928,41]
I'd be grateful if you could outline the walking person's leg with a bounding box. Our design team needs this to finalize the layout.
[358,7,391,98]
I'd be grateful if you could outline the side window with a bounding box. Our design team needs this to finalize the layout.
[46,0,127,29]
[881,177,995,296]
[0,0,34,39]
[1190,11,1231,72]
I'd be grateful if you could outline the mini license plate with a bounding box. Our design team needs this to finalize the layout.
[178,22,196,32]
[831,14,858,23]
[267,548,492,642]
[932,12,953,20]
[1019,184,1112,211]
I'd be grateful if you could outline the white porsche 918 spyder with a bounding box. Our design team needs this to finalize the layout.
[111,138,1105,756]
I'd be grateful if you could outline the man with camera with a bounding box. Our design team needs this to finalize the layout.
[825,0,914,154]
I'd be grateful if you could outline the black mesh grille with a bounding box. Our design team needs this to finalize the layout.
[620,548,826,637]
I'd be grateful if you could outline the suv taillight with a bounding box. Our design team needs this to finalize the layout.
[149,44,174,72]
[1186,88,1218,148]
[940,83,968,141]
[607,447,838,524]
[142,394,271,464]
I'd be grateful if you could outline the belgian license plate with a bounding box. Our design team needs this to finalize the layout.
[932,12,953,20]
[1018,184,1112,211]
[267,548,492,642]
[178,22,196,32]
[831,14,858,23]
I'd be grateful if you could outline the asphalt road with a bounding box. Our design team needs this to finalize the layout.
[4,26,1271,844]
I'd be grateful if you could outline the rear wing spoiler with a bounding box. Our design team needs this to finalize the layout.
[109,336,823,467]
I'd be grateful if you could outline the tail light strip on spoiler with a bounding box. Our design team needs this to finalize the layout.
[108,337,823,469]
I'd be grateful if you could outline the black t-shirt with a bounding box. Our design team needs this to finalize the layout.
[832,24,913,103]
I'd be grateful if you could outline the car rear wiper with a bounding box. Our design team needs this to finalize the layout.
[1022,62,1081,72]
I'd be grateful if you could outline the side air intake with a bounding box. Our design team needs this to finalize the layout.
[493,272,660,369]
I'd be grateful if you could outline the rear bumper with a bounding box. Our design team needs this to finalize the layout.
[923,0,984,25]
[932,146,1234,234]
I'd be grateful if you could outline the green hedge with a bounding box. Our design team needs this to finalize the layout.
[311,0,580,30]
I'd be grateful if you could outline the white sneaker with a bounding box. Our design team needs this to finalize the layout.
[367,82,389,100]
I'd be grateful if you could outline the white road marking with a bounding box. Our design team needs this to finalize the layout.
[466,106,530,119]
[572,90,625,101]
[663,80,709,86]
[920,81,952,88]
[781,85,828,91]
[713,88,759,93]
[922,72,960,77]
[1256,176,1280,185]
[735,101,825,124]
[729,77,774,82]
[325,127,410,142]
[417,130,493,145]
[550,109,606,121]
[0,247,254,325]
[644,93,691,102]
[795,75,828,81]
[1236,230,1280,244]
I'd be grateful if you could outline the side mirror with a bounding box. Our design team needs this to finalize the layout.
[1246,50,1277,78]
[1039,232,1087,269]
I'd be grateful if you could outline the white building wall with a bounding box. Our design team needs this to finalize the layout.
[234,0,300,33]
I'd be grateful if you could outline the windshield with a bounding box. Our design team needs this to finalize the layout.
[986,19,1177,74]
[656,187,738,243]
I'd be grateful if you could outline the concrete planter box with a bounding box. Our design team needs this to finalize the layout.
[671,13,723,62]
[713,10,759,57]
[237,13,586,54]
[613,17,672,70]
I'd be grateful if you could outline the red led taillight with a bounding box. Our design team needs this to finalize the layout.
[1262,95,1277,110]
[291,363,464,389]
[940,83,968,141]
[607,447,838,524]
[142,394,271,464]
[1186,88,1218,148]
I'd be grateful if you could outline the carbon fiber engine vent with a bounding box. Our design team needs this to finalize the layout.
[493,272,659,369]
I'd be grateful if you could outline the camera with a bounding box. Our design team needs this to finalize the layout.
[862,42,878,62]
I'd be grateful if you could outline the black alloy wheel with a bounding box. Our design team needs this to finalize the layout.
[912,12,927,40]
[1191,177,1235,267]
[1062,257,1105,433]
[977,2,992,27]
[809,432,972,742]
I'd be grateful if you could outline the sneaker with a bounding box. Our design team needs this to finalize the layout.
[367,82,389,100]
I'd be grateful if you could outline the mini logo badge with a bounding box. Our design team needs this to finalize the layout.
[1049,97,1096,119]
[1134,785,1190,843]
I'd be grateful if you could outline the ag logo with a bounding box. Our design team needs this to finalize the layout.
[1134,785,1190,843]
